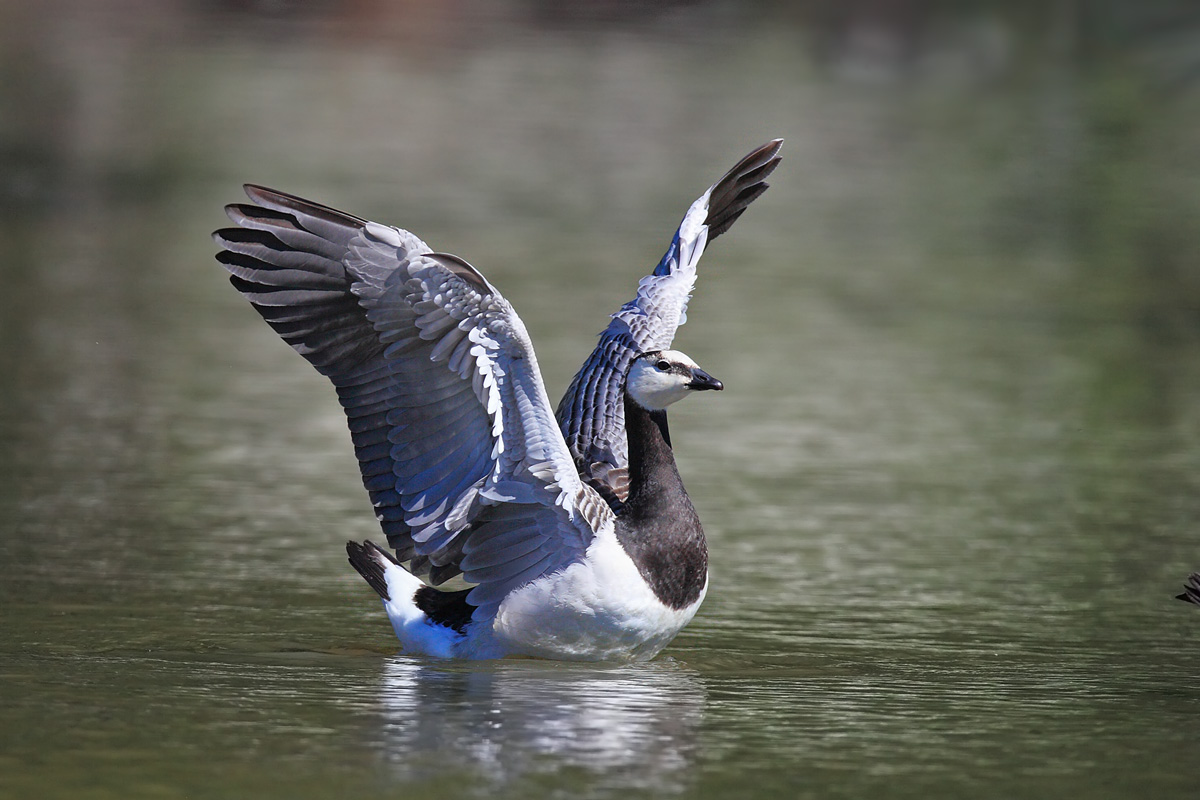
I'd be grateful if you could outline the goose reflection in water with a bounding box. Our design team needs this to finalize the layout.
[373,657,705,791]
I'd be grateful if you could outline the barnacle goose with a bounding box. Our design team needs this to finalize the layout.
[214,139,782,660]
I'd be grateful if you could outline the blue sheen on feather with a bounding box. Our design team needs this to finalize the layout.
[460,533,547,573]
[653,230,681,277]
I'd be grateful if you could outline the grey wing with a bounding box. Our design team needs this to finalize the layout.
[555,139,783,503]
[215,186,614,620]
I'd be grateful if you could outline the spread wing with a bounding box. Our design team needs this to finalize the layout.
[555,139,783,504]
[215,186,614,620]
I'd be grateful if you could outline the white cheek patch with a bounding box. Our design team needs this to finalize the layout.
[626,352,698,411]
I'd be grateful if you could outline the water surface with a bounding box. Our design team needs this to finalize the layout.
[2,4,1198,799]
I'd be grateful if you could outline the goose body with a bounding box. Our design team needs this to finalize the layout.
[214,140,781,661]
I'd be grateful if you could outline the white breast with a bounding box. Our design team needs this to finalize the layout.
[487,529,708,662]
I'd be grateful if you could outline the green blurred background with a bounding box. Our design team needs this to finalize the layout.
[1,2,1198,799]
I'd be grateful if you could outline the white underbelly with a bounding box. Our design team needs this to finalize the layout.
[486,532,707,662]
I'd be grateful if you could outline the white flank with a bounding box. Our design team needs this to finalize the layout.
[490,529,707,662]
[371,533,705,662]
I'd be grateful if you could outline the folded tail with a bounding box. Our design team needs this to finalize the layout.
[347,540,395,600]
[346,540,474,656]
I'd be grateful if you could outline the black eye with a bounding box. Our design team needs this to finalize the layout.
[655,360,670,372]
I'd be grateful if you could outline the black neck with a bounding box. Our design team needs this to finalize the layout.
[622,397,680,507]
[616,394,708,610]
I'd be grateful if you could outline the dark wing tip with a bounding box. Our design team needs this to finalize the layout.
[423,252,491,295]
[1176,572,1200,605]
[704,139,784,242]
[242,184,369,228]
[727,139,784,181]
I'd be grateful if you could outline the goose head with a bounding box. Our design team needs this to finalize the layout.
[625,350,723,412]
